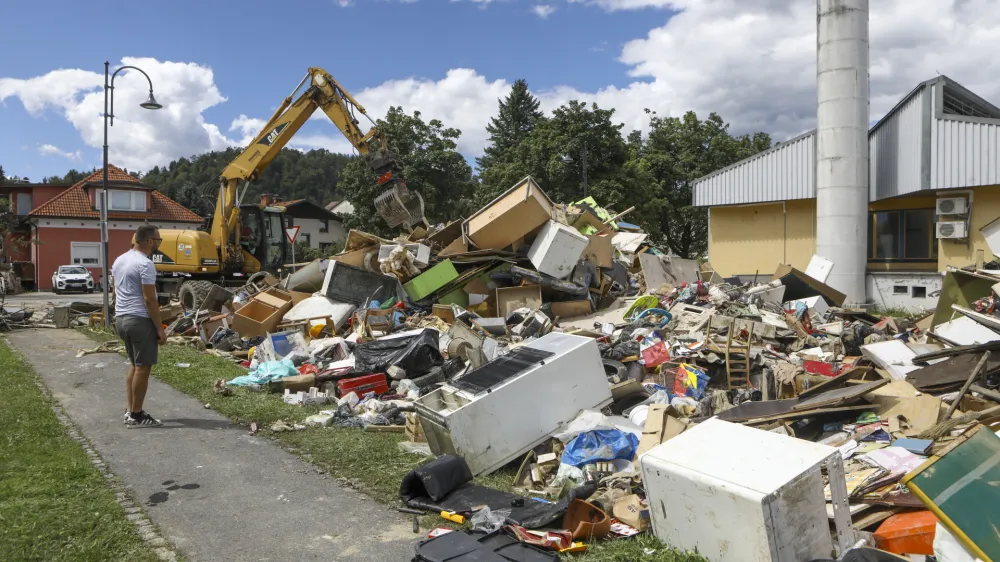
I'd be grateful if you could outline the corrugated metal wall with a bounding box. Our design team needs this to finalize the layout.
[870,89,927,200]
[692,132,816,206]
[931,118,1000,189]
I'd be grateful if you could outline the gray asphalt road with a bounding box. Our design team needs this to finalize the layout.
[3,290,104,310]
[6,328,420,562]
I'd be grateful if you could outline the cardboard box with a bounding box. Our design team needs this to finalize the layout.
[463,176,554,251]
[495,285,542,317]
[231,289,293,337]
[551,300,593,319]
[583,234,613,268]
[637,404,687,458]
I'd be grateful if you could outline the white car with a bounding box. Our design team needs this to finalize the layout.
[52,265,95,294]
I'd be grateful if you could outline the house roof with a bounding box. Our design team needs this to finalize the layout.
[278,198,342,221]
[28,164,203,223]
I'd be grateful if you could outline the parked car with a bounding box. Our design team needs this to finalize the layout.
[52,265,95,294]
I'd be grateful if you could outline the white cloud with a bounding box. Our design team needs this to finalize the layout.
[37,144,82,161]
[4,0,1000,176]
[1,57,234,172]
[532,4,556,18]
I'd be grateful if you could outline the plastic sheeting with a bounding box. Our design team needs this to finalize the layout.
[353,328,443,377]
[561,429,640,467]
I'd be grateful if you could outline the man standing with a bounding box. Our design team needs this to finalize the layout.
[113,224,167,428]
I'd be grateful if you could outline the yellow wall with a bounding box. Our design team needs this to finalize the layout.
[708,199,816,277]
[939,185,1000,270]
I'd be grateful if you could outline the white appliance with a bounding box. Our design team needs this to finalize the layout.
[415,333,613,476]
[936,221,968,239]
[640,418,856,562]
[527,220,590,280]
[936,196,967,215]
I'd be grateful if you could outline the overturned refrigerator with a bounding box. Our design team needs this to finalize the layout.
[415,333,613,476]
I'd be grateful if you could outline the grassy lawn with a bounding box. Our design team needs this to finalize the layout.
[0,337,161,562]
[79,326,705,562]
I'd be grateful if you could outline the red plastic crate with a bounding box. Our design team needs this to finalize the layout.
[337,373,389,397]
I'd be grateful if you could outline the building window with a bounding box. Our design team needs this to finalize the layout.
[16,192,32,215]
[71,242,102,266]
[867,209,937,262]
[300,233,311,247]
[912,286,927,299]
[96,189,146,211]
[319,219,329,233]
[893,285,908,295]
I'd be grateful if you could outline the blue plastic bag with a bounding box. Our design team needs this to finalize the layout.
[561,429,640,467]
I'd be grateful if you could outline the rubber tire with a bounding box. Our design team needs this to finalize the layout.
[178,280,215,311]
[602,358,628,384]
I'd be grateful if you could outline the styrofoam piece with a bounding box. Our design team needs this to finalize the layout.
[934,316,1000,345]
[282,295,355,329]
[805,254,834,283]
[860,339,922,381]
[527,220,589,279]
[641,418,855,561]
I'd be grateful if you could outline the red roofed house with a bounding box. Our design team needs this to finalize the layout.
[4,164,204,291]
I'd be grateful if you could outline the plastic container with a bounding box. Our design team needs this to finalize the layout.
[874,510,938,556]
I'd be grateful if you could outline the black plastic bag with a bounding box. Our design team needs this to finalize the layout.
[353,329,443,377]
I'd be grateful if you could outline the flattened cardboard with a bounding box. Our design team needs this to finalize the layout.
[583,234,613,268]
[773,264,846,306]
[551,300,593,319]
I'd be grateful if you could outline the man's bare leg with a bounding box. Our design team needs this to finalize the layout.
[130,365,152,413]
[126,364,135,413]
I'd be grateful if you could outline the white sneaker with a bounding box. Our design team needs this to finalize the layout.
[125,411,163,428]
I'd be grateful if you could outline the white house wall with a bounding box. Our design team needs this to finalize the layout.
[866,272,941,313]
[291,217,346,250]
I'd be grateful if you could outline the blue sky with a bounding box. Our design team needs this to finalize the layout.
[2,0,996,182]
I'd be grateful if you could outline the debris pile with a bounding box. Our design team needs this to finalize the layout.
[41,174,1000,560]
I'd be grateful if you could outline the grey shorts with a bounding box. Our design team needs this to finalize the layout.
[115,315,159,366]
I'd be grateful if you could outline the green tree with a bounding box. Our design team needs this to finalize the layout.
[479,100,628,205]
[631,110,771,258]
[340,106,477,235]
[0,165,5,184]
[477,79,544,173]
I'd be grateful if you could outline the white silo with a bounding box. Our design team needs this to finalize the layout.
[816,0,869,305]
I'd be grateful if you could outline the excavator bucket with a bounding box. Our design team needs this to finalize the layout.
[374,183,427,229]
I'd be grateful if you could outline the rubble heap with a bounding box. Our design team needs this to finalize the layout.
[44,175,1000,561]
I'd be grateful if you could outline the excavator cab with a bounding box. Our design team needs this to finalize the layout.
[238,204,288,273]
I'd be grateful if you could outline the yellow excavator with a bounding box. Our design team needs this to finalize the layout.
[150,67,427,309]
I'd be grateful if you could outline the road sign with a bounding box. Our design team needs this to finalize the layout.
[285,226,300,243]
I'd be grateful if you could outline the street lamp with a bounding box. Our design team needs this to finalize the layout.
[101,61,162,327]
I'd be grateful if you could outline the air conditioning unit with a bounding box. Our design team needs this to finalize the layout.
[936,221,968,239]
[936,197,968,215]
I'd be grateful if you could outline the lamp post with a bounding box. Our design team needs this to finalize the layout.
[101,61,162,327]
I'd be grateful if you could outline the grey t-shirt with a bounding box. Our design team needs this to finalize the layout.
[111,249,157,318]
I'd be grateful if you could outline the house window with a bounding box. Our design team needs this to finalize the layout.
[71,242,102,266]
[867,209,937,262]
[96,189,146,211]
[319,219,329,233]
[16,192,31,215]
[300,233,311,247]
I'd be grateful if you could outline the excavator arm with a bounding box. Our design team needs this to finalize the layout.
[213,67,424,270]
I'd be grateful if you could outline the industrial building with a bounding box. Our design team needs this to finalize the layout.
[693,74,1000,312]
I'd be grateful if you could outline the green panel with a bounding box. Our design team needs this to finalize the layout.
[905,427,1000,561]
[403,259,460,301]
[436,287,469,307]
[931,271,996,328]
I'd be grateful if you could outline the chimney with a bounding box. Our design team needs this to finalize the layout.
[816,0,869,305]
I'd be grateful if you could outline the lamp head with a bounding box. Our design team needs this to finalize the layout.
[140,92,162,110]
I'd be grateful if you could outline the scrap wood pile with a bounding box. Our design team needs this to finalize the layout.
[153,175,996,561]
